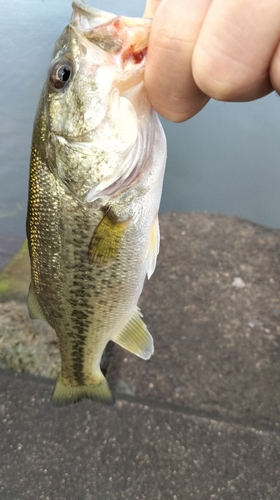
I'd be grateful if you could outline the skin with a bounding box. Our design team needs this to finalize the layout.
[144,0,280,122]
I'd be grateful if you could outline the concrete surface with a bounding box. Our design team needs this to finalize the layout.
[0,212,280,499]
[108,213,280,426]
[1,370,280,500]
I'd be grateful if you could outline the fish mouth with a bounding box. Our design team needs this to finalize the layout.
[72,0,116,25]
[71,1,151,62]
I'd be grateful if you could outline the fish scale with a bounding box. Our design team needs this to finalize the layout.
[26,1,167,405]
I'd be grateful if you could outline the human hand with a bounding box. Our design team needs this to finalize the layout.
[144,0,280,122]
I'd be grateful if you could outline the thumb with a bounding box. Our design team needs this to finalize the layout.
[269,42,280,96]
[144,0,162,17]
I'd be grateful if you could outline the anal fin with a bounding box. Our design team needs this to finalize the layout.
[88,208,131,268]
[27,281,46,321]
[112,308,154,360]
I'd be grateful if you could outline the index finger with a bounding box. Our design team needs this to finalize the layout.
[144,0,211,121]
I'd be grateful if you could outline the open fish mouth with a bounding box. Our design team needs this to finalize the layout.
[71,0,151,64]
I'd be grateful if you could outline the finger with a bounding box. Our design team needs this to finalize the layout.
[144,0,162,18]
[144,0,211,122]
[269,42,280,95]
[193,0,280,101]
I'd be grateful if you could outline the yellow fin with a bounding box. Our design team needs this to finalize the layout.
[27,281,46,321]
[146,214,160,279]
[112,308,154,360]
[89,209,131,267]
[51,372,114,407]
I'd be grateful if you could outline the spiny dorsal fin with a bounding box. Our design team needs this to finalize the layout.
[88,208,131,267]
[27,281,46,321]
[112,308,154,360]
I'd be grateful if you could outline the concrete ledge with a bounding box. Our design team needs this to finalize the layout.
[108,213,280,426]
[1,212,280,498]
[1,370,280,500]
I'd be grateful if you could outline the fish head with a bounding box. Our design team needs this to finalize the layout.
[40,1,157,203]
[47,2,151,137]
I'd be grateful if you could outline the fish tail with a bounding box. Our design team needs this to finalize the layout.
[51,372,114,407]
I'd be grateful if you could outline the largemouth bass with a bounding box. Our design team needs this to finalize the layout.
[27,0,166,405]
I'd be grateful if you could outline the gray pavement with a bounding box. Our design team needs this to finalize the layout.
[1,370,280,500]
[108,213,280,426]
[1,212,280,499]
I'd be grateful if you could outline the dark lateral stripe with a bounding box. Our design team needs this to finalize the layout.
[69,293,92,385]
[68,214,94,385]
[70,327,87,385]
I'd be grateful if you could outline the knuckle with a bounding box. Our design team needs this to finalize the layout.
[193,44,271,101]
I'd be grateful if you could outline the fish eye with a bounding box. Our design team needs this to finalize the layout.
[50,59,73,90]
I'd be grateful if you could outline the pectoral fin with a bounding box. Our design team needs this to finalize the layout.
[112,308,154,360]
[88,208,131,267]
[27,281,46,321]
[146,214,160,279]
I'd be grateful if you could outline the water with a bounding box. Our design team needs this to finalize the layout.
[1,0,280,239]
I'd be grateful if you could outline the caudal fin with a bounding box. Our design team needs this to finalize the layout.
[51,372,114,407]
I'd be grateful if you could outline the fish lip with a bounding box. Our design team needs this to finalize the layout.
[71,2,151,74]
[72,0,152,26]
[72,0,116,24]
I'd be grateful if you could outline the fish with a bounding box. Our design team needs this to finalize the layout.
[26,0,166,406]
